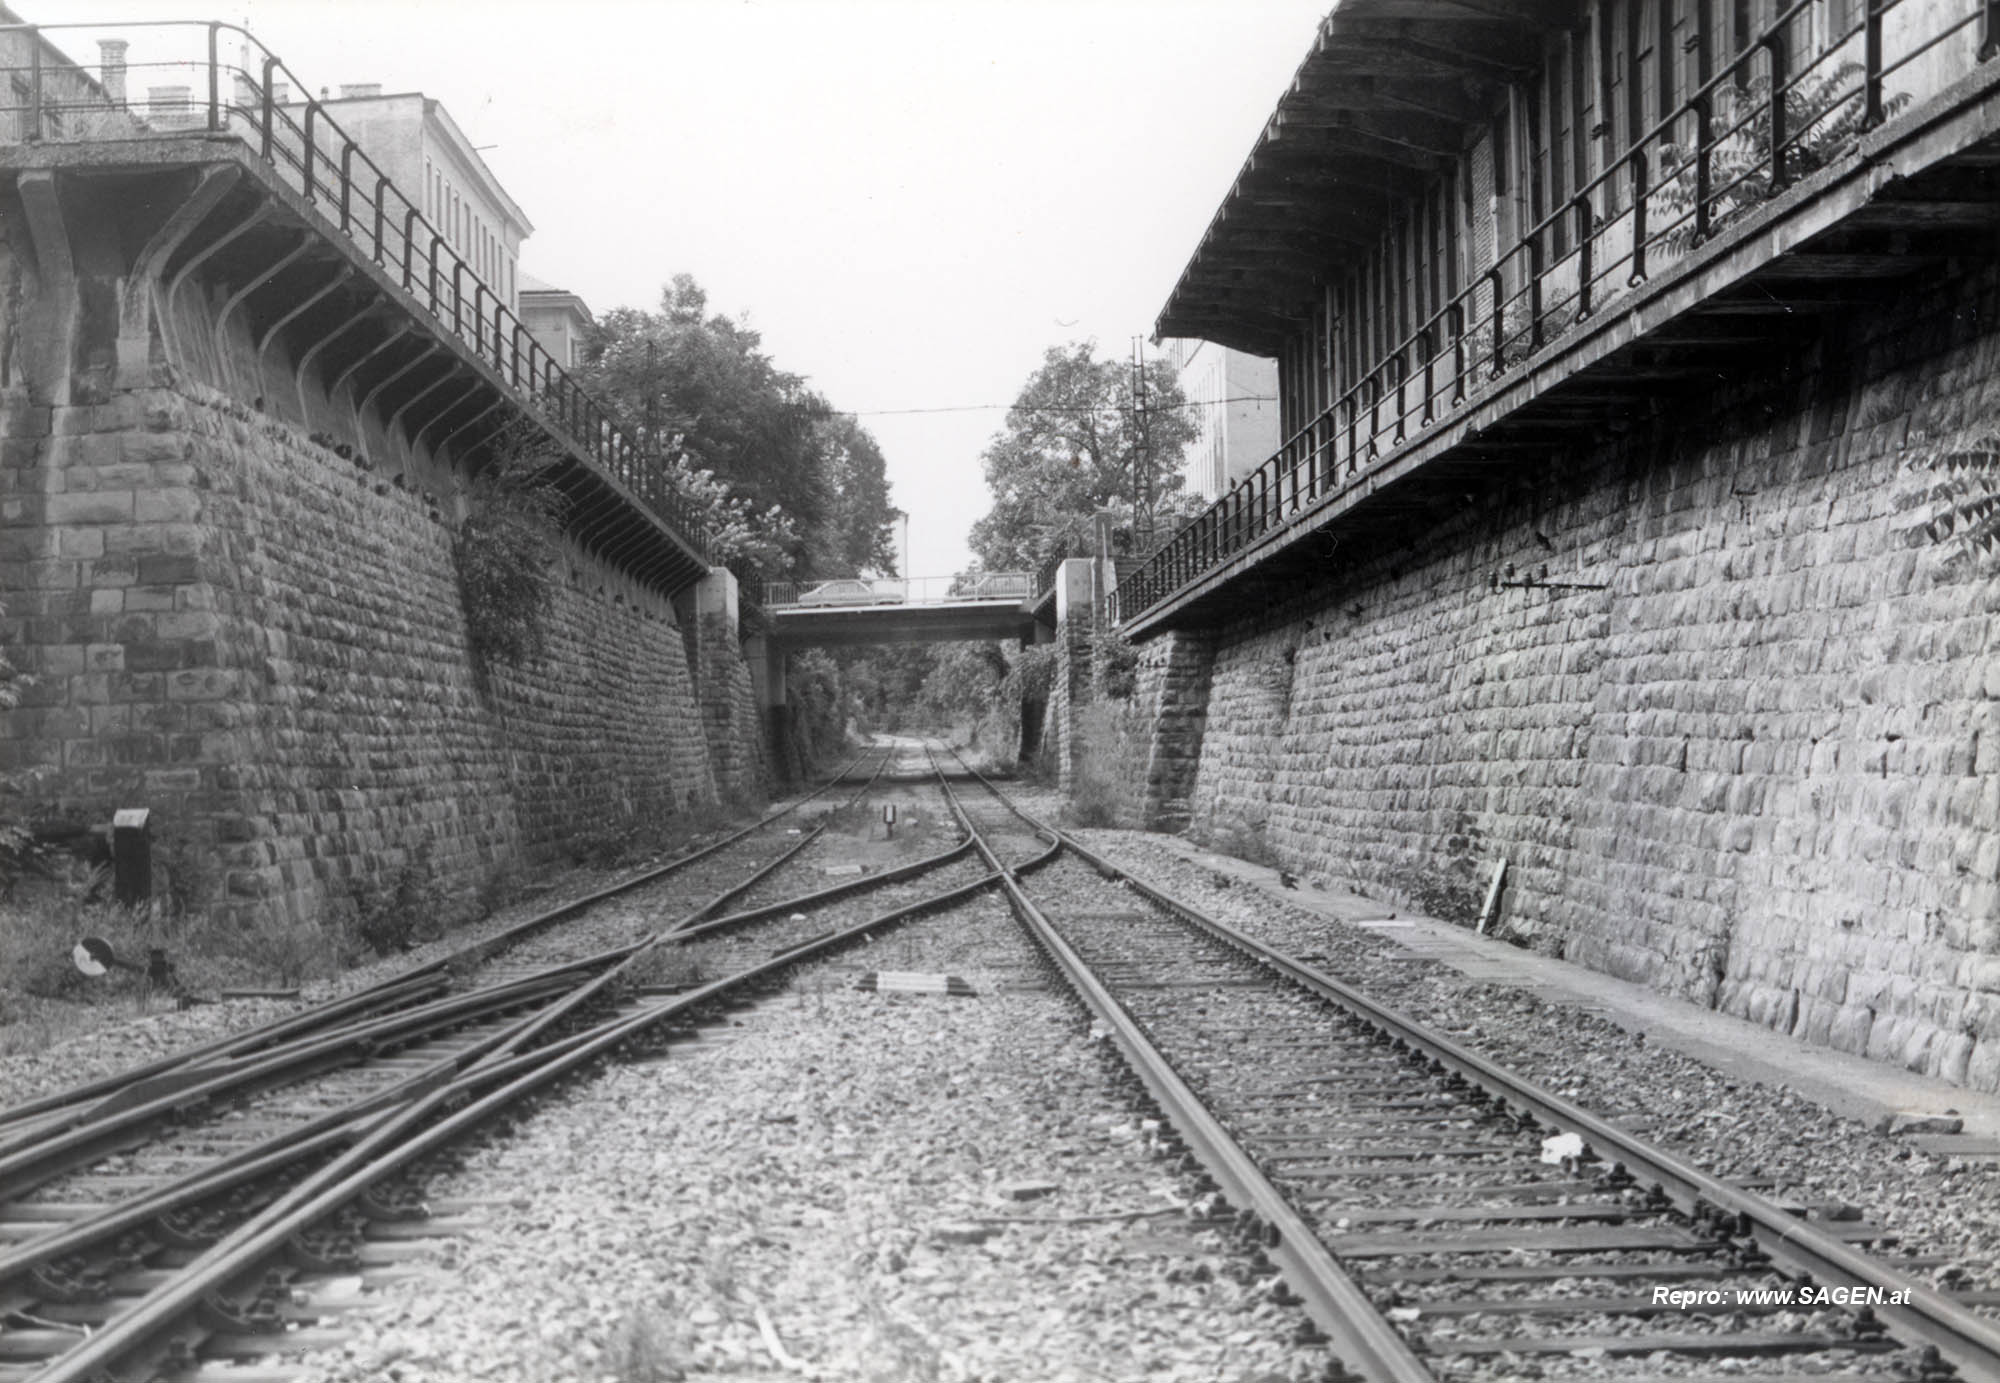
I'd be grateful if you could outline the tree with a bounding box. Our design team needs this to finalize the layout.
[578,275,898,580]
[968,341,1201,572]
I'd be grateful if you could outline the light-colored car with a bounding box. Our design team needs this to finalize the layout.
[796,578,907,606]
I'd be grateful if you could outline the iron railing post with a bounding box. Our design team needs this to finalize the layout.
[1693,93,1713,243]
[1528,236,1545,351]
[1574,199,1594,318]
[1985,0,2000,60]
[302,101,319,200]
[1629,152,1651,284]
[1764,31,1790,193]
[1421,333,1436,425]
[26,34,41,143]
[1393,353,1408,443]
[259,56,279,162]
[338,145,355,232]
[1449,303,1466,403]
[1862,0,1886,128]
[401,209,420,291]
[1487,268,1506,374]
[206,24,221,131]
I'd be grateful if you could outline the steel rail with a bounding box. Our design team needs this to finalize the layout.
[943,747,2000,1383]
[928,763,1436,1383]
[0,969,579,1201]
[0,750,882,1136]
[29,842,1003,1380]
[0,972,449,1133]
[1054,826,2000,1383]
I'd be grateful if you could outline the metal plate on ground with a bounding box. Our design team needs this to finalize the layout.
[856,971,977,997]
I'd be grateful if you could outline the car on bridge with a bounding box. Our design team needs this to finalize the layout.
[794,578,907,606]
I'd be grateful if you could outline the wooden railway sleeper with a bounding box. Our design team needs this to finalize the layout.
[358,1180,428,1222]
[28,1262,104,1305]
[285,1226,360,1273]
[196,1283,283,1334]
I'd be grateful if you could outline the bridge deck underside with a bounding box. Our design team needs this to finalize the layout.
[768,601,1041,649]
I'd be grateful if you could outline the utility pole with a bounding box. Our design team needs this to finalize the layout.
[1130,336,1153,546]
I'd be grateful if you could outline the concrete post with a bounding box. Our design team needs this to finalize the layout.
[1051,557,1096,793]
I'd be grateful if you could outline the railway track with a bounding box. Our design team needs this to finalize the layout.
[9,740,1991,1380]
[939,752,2000,1383]
[0,746,1015,1379]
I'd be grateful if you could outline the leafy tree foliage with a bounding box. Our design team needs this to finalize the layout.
[969,341,1201,572]
[579,275,897,579]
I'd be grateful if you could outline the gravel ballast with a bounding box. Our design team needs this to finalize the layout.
[292,892,1332,1383]
[11,772,1994,1378]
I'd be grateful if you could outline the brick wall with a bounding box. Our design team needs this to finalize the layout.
[1,376,750,926]
[1169,254,2000,1091]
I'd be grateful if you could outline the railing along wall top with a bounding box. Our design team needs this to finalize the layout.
[1123,0,1994,624]
[0,18,714,569]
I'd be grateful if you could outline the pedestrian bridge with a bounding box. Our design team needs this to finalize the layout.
[762,573,1047,648]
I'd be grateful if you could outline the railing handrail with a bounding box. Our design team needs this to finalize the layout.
[0,18,716,568]
[764,572,1033,609]
[1122,0,1986,623]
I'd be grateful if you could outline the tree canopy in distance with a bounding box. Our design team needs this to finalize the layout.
[970,341,1200,574]
[578,274,899,581]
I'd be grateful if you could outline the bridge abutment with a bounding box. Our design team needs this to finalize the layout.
[1050,558,1095,794]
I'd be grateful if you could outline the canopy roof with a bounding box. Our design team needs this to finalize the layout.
[1156,0,1578,356]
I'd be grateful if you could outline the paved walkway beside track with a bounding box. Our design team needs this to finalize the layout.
[1149,837,2000,1151]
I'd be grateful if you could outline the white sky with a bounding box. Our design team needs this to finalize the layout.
[35,0,1327,578]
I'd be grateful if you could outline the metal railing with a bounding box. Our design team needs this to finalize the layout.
[765,573,1033,609]
[1120,0,1996,622]
[0,19,714,566]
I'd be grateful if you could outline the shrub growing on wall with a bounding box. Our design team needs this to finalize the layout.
[454,442,566,670]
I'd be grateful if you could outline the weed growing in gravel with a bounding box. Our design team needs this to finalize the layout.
[606,1300,693,1382]
[1063,702,1147,828]
[622,943,709,994]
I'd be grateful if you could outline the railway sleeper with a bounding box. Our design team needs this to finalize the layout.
[1423,1327,1902,1358]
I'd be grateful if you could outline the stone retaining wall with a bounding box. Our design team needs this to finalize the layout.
[2,377,750,927]
[1164,254,2000,1091]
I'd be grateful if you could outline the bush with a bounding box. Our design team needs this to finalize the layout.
[1061,701,1148,829]
[455,435,566,671]
[347,841,447,956]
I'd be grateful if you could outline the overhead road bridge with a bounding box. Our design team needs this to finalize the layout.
[762,574,1046,649]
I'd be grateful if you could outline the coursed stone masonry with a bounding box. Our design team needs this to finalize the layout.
[2,375,745,925]
[1161,255,2000,1091]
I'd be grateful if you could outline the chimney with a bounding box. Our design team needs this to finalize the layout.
[338,83,382,100]
[97,39,127,108]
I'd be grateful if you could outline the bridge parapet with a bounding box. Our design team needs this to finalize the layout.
[765,572,1033,609]
[0,18,714,589]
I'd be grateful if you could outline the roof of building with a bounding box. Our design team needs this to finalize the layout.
[1155,0,1577,356]
[518,272,595,321]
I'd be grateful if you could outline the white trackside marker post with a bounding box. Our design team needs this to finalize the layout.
[883,803,897,840]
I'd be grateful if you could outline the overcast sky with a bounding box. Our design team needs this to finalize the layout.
[39,0,1327,578]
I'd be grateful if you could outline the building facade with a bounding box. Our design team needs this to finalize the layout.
[1166,338,1280,501]
[519,273,595,370]
[312,88,530,315]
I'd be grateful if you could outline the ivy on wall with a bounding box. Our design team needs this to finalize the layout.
[454,441,566,671]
